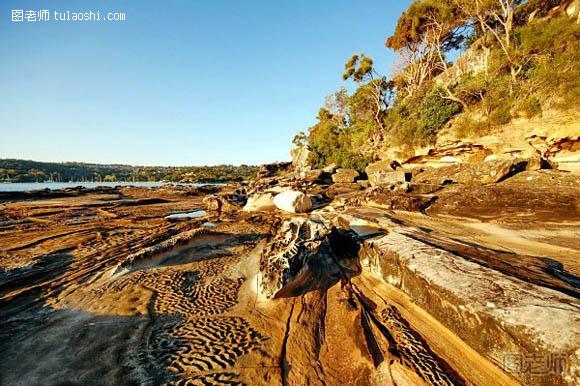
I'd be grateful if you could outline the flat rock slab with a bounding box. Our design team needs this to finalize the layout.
[428,170,580,222]
[361,231,580,386]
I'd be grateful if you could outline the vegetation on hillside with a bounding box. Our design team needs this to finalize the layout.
[0,159,258,183]
[298,0,579,171]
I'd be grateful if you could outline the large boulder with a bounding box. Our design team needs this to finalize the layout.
[259,218,361,298]
[331,168,360,183]
[273,190,312,213]
[243,192,276,212]
[365,160,407,187]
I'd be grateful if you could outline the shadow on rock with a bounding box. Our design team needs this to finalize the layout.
[258,218,362,299]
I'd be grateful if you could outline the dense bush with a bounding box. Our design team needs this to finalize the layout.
[416,88,461,145]
[306,107,373,172]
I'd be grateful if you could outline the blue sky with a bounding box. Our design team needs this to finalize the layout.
[0,0,411,166]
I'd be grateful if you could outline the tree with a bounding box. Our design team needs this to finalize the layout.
[324,87,349,126]
[453,0,524,85]
[292,131,307,147]
[387,0,468,107]
[342,54,394,134]
[28,168,45,182]
[387,4,442,97]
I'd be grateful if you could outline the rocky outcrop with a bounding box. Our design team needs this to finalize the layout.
[365,160,406,187]
[523,135,580,173]
[331,168,360,183]
[273,190,312,213]
[404,141,493,167]
[255,162,292,179]
[258,218,361,299]
[290,145,311,172]
[365,188,437,213]
[360,231,580,386]
[413,158,530,185]
[428,170,580,222]
[203,193,246,213]
[242,192,276,212]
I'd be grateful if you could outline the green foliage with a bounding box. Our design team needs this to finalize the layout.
[416,88,461,145]
[517,96,542,118]
[489,103,512,125]
[343,54,374,82]
[305,103,373,172]
[0,159,258,183]
[292,131,307,147]
[514,16,580,108]
[386,0,463,51]
[454,115,488,139]
[296,6,579,165]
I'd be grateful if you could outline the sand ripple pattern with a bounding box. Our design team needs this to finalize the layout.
[108,244,269,385]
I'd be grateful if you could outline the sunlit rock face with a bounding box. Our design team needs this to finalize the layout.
[273,190,313,213]
[243,192,276,212]
[331,168,360,183]
[258,218,361,299]
[290,145,311,172]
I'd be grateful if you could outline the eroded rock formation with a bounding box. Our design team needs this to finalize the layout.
[1,149,579,385]
[258,218,360,299]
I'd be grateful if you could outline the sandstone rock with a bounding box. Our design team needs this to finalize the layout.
[357,180,371,189]
[326,183,363,199]
[331,168,360,183]
[428,170,580,222]
[242,192,276,212]
[407,183,443,194]
[404,141,493,167]
[259,218,360,298]
[361,231,580,386]
[413,159,529,185]
[525,156,552,171]
[297,169,325,182]
[323,163,338,173]
[272,190,312,213]
[203,193,246,213]
[548,136,580,173]
[290,145,311,172]
[371,170,408,186]
[366,190,436,212]
[527,135,580,173]
[365,160,407,187]
[256,162,292,179]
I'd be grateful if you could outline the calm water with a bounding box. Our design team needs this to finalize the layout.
[165,210,207,220]
[0,182,210,192]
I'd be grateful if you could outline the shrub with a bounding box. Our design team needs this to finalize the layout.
[489,103,512,125]
[517,96,542,118]
[416,88,461,145]
[454,115,488,139]
[455,73,488,105]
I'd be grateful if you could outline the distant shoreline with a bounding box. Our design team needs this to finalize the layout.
[0,181,225,193]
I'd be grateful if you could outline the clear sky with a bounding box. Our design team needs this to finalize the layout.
[0,0,411,166]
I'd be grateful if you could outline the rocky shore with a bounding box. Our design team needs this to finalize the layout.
[0,148,578,385]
